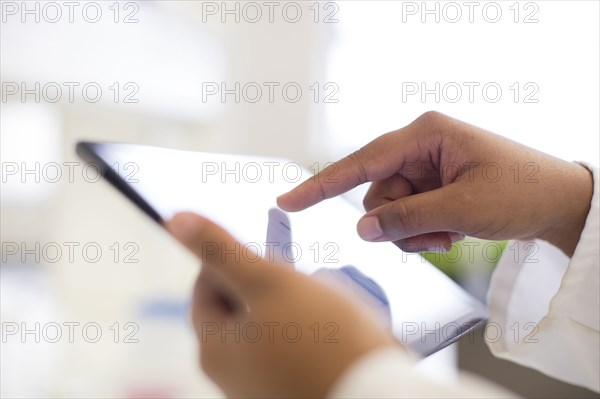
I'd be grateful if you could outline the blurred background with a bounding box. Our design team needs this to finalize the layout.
[1,1,598,397]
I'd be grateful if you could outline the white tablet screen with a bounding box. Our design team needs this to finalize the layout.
[78,142,487,356]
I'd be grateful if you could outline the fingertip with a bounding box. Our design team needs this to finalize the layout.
[167,212,246,264]
[166,212,205,246]
[357,216,384,241]
[276,192,304,212]
[275,194,291,211]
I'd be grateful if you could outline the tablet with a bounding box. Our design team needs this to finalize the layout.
[76,141,487,357]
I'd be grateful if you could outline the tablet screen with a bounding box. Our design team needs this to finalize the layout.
[77,141,487,356]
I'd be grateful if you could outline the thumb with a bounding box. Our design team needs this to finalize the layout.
[166,212,266,286]
[356,185,466,242]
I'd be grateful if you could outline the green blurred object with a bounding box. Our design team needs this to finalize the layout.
[422,239,508,281]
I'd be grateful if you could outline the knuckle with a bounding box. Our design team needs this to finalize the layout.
[390,201,413,232]
[415,111,452,137]
[390,199,427,233]
[418,110,445,125]
[346,147,369,186]
[456,187,476,208]
[414,111,454,145]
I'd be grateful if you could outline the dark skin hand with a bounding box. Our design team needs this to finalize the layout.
[278,111,593,257]
[167,213,397,398]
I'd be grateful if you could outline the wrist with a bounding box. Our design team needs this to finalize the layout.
[538,163,594,257]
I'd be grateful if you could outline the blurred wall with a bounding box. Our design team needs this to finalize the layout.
[1,2,333,397]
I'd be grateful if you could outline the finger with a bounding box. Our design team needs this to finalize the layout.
[277,130,416,212]
[166,212,267,287]
[392,232,465,253]
[362,175,414,212]
[356,184,467,242]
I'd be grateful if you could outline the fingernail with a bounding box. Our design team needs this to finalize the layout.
[357,216,383,241]
[448,233,465,243]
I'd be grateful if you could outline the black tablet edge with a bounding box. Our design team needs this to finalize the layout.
[75,141,164,225]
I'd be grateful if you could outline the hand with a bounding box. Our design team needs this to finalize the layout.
[167,212,397,398]
[277,112,593,257]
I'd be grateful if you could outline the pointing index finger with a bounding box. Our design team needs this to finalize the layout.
[277,133,399,211]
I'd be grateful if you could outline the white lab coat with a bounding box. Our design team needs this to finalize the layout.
[329,163,599,398]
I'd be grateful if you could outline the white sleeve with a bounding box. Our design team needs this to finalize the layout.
[328,346,517,398]
[486,162,599,393]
